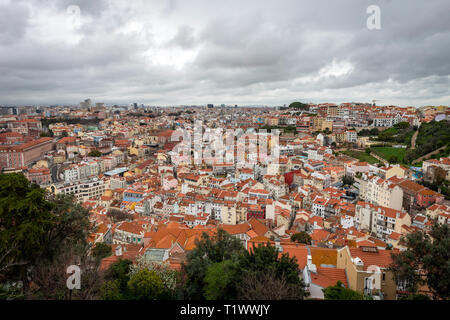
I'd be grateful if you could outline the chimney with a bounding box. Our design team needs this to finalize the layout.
[115,245,122,257]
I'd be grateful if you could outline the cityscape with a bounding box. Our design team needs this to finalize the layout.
[0,0,449,309]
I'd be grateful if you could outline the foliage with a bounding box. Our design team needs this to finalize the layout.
[92,243,112,261]
[41,117,100,128]
[0,173,54,291]
[323,281,366,300]
[358,128,379,137]
[181,228,245,300]
[127,269,164,300]
[342,175,355,186]
[419,179,450,201]
[400,293,430,300]
[204,259,239,300]
[0,174,101,299]
[340,150,378,164]
[107,208,130,223]
[372,147,406,164]
[404,120,450,163]
[290,232,312,245]
[377,122,414,146]
[237,243,308,300]
[129,256,180,294]
[88,149,102,157]
[289,101,309,110]
[102,259,133,299]
[238,270,304,300]
[389,223,450,299]
[0,283,24,300]
[100,280,122,300]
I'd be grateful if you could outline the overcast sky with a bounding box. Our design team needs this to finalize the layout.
[0,0,449,107]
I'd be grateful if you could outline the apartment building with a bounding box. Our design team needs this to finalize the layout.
[48,178,106,202]
[337,246,397,300]
[355,202,411,239]
[359,175,403,211]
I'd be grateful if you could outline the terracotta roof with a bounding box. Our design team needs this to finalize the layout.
[310,267,348,288]
[348,247,393,270]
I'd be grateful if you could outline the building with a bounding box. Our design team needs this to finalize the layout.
[47,178,106,202]
[0,137,54,170]
[24,167,52,185]
[337,246,397,300]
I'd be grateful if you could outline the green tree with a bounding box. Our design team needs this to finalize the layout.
[127,269,164,300]
[61,131,69,137]
[388,155,399,164]
[101,280,122,300]
[204,260,239,300]
[129,255,181,299]
[289,101,309,110]
[92,243,112,261]
[342,175,354,186]
[290,232,312,245]
[0,173,54,295]
[88,149,102,157]
[102,259,133,299]
[323,281,365,300]
[181,229,245,300]
[389,223,450,299]
[238,243,307,299]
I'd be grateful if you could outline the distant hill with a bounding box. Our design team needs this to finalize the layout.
[405,120,450,163]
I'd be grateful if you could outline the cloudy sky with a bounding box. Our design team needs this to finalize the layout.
[0,0,449,107]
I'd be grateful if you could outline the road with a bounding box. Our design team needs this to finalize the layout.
[412,145,448,164]
[410,130,419,150]
[370,152,388,166]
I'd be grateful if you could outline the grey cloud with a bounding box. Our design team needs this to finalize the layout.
[0,0,449,106]
[0,2,29,44]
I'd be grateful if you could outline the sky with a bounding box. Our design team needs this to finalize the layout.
[0,0,449,107]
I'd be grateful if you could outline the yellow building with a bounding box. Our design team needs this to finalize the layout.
[337,246,397,300]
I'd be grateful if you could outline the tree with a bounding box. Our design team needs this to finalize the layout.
[290,232,312,245]
[365,147,371,154]
[394,121,410,129]
[129,255,181,298]
[323,281,366,300]
[127,269,164,300]
[239,270,304,300]
[100,280,122,300]
[30,194,100,300]
[181,229,245,300]
[88,150,101,157]
[0,173,54,295]
[102,259,132,299]
[289,101,309,110]
[92,243,112,261]
[389,223,450,299]
[0,175,101,299]
[237,243,308,300]
[388,155,399,164]
[107,208,130,223]
[61,131,69,137]
[342,175,354,186]
[204,260,239,300]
